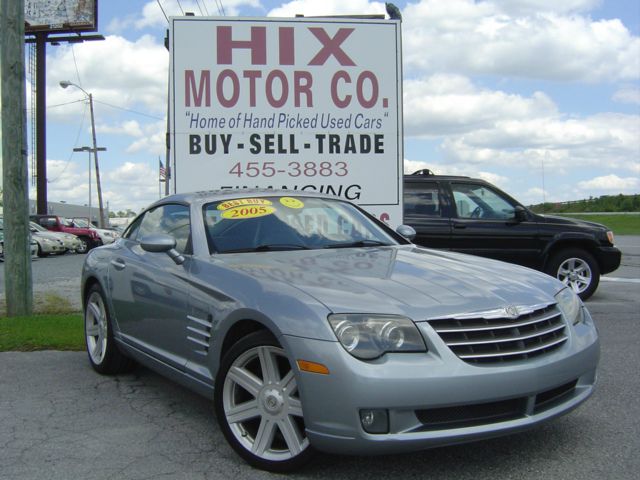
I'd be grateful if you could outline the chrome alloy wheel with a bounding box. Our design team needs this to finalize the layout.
[222,345,309,462]
[85,291,108,365]
[557,257,592,295]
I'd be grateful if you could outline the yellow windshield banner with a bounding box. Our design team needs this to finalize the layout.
[217,198,272,211]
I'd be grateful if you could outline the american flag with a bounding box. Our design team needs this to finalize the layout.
[159,160,167,180]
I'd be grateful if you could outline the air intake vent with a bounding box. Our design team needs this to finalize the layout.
[186,315,213,355]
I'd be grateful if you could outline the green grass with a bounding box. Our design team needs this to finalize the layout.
[0,314,84,351]
[556,214,640,235]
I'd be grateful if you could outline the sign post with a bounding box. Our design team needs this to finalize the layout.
[170,16,403,226]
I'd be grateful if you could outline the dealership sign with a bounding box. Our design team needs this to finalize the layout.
[170,16,403,225]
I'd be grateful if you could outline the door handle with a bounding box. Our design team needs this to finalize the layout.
[453,222,467,229]
[110,259,126,270]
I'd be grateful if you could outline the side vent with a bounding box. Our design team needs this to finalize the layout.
[186,314,213,356]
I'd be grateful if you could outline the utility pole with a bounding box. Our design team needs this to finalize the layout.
[87,93,106,228]
[1,0,33,315]
[60,81,107,228]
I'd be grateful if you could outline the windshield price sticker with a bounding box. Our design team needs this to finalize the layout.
[217,198,273,211]
[221,205,275,220]
[170,17,403,227]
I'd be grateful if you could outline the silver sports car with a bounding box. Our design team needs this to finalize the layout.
[82,190,599,472]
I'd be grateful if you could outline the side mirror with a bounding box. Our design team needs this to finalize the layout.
[140,233,185,265]
[396,225,416,241]
[513,205,527,222]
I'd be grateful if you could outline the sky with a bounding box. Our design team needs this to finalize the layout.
[28,0,640,213]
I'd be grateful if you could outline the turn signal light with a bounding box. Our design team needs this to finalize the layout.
[296,359,330,375]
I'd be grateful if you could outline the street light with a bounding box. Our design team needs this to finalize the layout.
[74,146,106,225]
[60,80,107,228]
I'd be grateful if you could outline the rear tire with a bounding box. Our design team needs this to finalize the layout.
[214,330,314,472]
[546,248,600,301]
[84,284,135,374]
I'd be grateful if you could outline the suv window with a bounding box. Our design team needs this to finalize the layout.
[404,183,442,217]
[452,183,516,220]
[127,204,191,254]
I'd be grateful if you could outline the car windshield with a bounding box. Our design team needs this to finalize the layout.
[30,222,47,232]
[203,195,398,253]
[72,218,90,228]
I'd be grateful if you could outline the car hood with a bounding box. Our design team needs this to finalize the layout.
[218,246,562,320]
[33,231,63,241]
[537,214,608,231]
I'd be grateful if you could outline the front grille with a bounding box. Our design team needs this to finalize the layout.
[428,303,567,364]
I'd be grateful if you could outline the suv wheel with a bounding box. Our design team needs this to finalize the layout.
[546,248,600,301]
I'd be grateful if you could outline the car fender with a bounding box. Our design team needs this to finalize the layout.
[541,232,600,269]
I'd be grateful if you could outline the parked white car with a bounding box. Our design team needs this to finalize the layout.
[71,218,120,245]
[29,221,81,254]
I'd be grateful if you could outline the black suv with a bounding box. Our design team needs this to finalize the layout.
[403,169,621,300]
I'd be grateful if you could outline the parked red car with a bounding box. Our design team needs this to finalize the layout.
[30,215,101,253]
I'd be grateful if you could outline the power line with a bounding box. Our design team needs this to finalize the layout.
[176,0,185,15]
[195,0,205,16]
[156,0,169,23]
[41,98,86,110]
[92,99,164,120]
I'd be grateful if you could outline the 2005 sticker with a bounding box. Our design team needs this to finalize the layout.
[221,205,275,220]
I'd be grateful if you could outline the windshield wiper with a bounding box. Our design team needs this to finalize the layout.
[223,243,311,253]
[323,240,391,249]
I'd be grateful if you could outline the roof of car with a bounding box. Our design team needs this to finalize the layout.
[148,188,342,209]
[404,169,476,181]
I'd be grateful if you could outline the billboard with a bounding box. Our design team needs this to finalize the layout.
[25,0,97,34]
[170,16,403,226]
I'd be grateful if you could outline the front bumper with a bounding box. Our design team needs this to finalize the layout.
[282,310,599,455]
[596,246,621,275]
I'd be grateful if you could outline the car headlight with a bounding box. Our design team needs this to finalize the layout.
[555,288,583,325]
[328,314,426,360]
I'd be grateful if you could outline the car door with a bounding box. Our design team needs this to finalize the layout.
[403,180,452,248]
[447,181,541,267]
[108,203,193,369]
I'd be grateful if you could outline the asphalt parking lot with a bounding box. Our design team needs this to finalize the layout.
[1,237,639,479]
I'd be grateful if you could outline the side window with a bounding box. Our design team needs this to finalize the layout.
[404,183,442,217]
[136,204,192,254]
[452,183,516,220]
[123,214,145,241]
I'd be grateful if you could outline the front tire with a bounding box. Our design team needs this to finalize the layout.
[84,284,135,374]
[546,248,600,301]
[76,237,89,254]
[214,330,313,472]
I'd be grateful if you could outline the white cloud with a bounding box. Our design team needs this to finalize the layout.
[268,0,385,17]
[613,86,640,105]
[47,35,169,119]
[402,0,639,82]
[97,120,144,137]
[577,174,640,191]
[404,74,557,136]
[124,121,167,155]
[109,0,262,32]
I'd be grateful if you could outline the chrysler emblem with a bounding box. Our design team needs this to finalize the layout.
[504,305,520,319]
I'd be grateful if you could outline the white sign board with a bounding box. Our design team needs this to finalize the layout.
[170,17,403,226]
